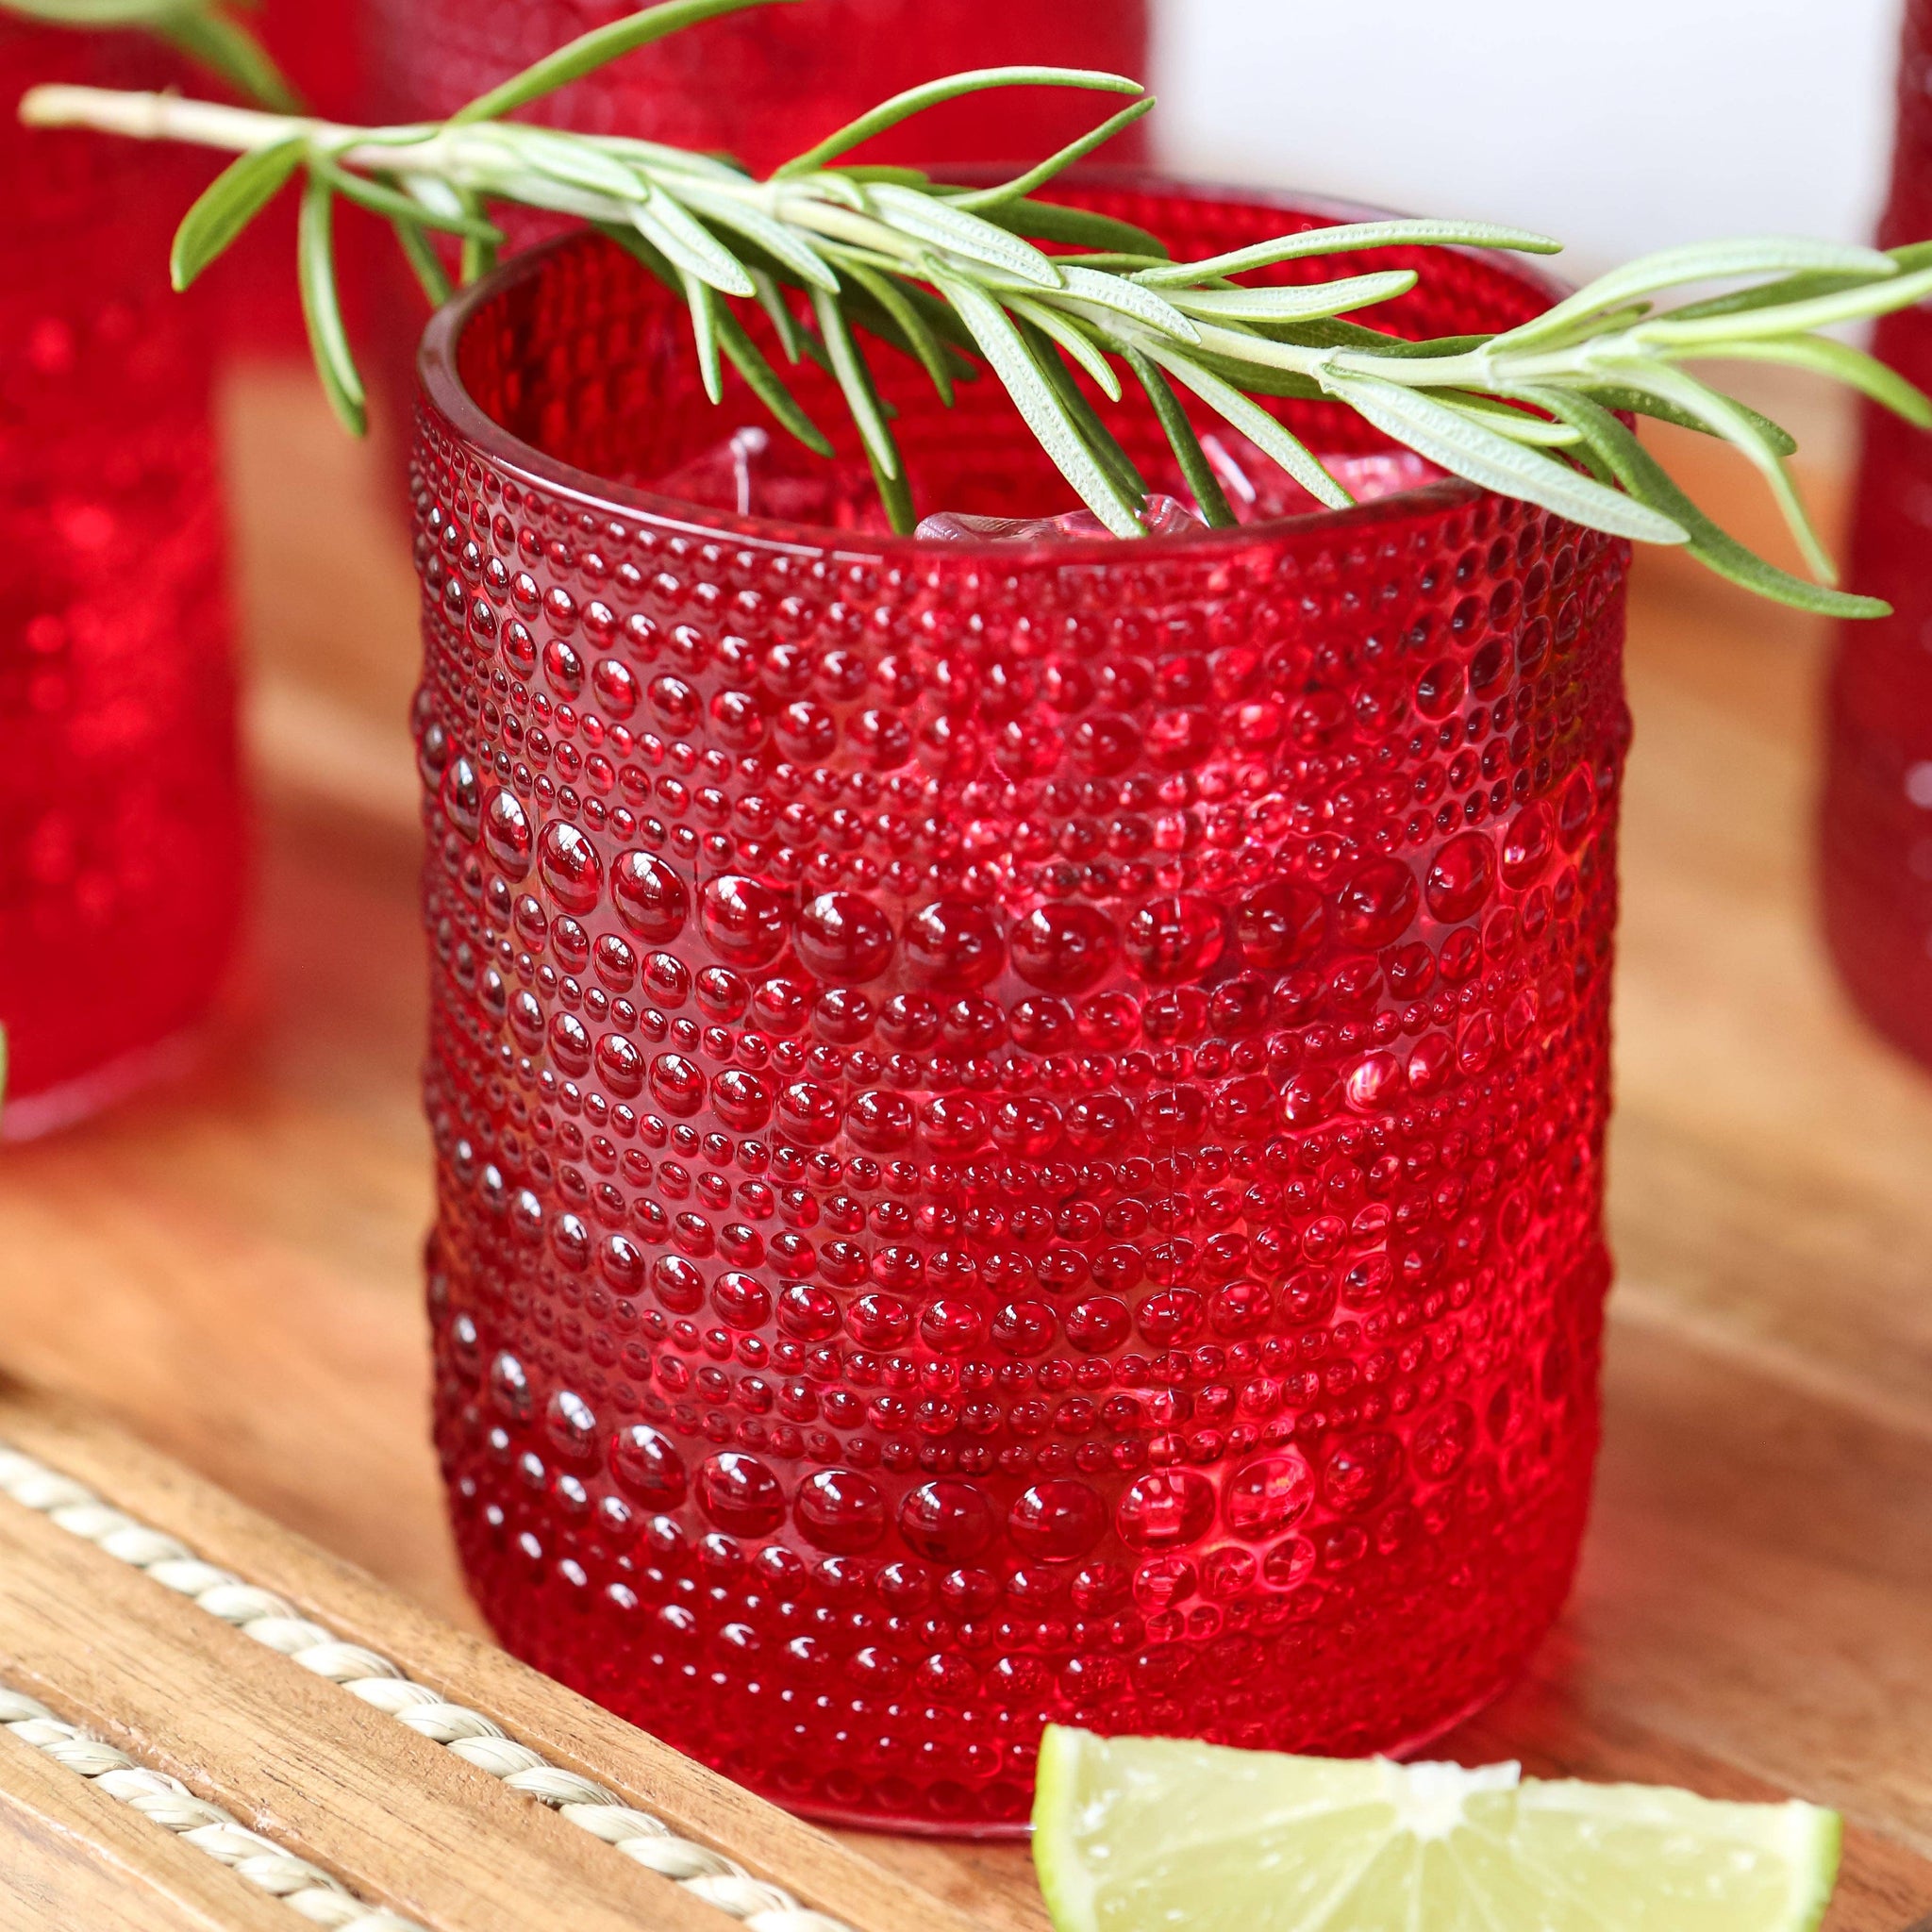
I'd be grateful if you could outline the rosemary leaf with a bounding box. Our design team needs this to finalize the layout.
[630,182,756,295]
[12,0,298,108]
[603,221,831,454]
[1051,262,1201,342]
[947,96,1156,209]
[1009,293,1122,400]
[1524,388,1889,618]
[1167,270,1418,325]
[1591,359,1834,577]
[812,286,900,481]
[775,65,1141,176]
[308,152,503,240]
[843,260,956,403]
[1707,335,1932,429]
[494,123,650,200]
[1492,236,1900,350]
[682,270,724,404]
[937,270,1144,536]
[1434,390,1583,446]
[389,211,454,306]
[1012,313,1145,501]
[673,179,841,291]
[1125,345,1238,528]
[1329,369,1692,544]
[712,304,834,455]
[169,133,302,290]
[5,1,202,21]
[1177,350,1327,401]
[869,182,1066,288]
[449,0,801,125]
[1270,320,1491,358]
[295,170,365,436]
[1632,262,1932,347]
[1139,344,1351,508]
[156,8,299,111]
[1325,371,1690,542]
[1134,218,1562,288]
[974,198,1173,260]
[750,268,805,363]
[456,186,496,284]
[1577,383,1799,458]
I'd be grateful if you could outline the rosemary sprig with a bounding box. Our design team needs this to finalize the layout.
[17,0,1932,614]
[1,0,298,111]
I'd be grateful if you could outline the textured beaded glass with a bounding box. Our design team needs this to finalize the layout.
[0,22,242,1133]
[1824,0,1932,1070]
[411,183,1631,1834]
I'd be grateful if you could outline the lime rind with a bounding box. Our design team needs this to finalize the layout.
[1032,1723,1097,1932]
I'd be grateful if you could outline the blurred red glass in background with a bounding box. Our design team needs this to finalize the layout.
[412,186,1627,1832]
[221,0,375,356]
[362,0,1150,173]
[0,20,242,1133]
[1824,0,1932,1069]
[358,0,1150,471]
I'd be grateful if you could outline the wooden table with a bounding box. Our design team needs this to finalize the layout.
[5,365,1932,1929]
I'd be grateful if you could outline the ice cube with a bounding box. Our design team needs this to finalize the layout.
[647,427,892,530]
[1200,432,1443,522]
[652,425,771,516]
[915,493,1208,543]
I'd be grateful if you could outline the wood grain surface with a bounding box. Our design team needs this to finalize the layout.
[0,1381,995,1932]
[0,1487,726,1932]
[3,364,1932,1929]
[0,1722,296,1932]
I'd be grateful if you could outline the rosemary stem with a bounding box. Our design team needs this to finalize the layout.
[18,62,1924,614]
[21,83,318,150]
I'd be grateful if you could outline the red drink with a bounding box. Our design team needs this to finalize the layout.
[413,184,1628,1832]
[1824,0,1932,1069]
[0,22,243,1133]
[363,0,1149,174]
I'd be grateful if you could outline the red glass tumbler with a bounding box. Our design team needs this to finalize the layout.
[1823,0,1932,1069]
[0,23,243,1134]
[358,0,1149,476]
[362,0,1149,175]
[412,182,1629,1833]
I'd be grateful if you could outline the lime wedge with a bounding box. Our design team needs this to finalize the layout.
[1033,1726,1840,1932]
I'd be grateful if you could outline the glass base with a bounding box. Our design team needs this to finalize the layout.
[779,1673,1523,1840]
[0,1027,199,1141]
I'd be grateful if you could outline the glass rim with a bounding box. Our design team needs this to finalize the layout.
[416,169,1574,561]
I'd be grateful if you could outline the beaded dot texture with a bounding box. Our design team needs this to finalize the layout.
[413,184,1630,1834]
[0,21,242,1123]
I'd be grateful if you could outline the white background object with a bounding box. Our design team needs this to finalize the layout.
[1152,0,1904,275]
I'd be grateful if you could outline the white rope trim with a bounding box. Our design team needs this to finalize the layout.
[0,1681,424,1930]
[0,1443,855,1932]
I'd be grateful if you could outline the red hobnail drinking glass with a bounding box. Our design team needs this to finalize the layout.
[412,180,1630,1833]
[0,22,243,1134]
[1824,0,1932,1069]
[362,0,1149,175]
[358,0,1148,473]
